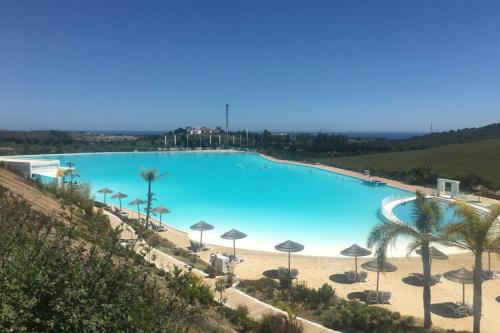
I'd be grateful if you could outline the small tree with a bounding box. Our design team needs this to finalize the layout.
[368,191,444,331]
[64,162,79,241]
[140,168,165,229]
[444,202,500,333]
[215,279,227,304]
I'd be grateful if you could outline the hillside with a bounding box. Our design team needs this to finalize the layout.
[328,138,500,188]
[0,169,244,333]
[367,123,500,151]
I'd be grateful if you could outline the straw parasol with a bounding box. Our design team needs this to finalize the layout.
[152,205,170,225]
[444,268,476,304]
[97,188,113,204]
[472,185,488,202]
[111,192,128,211]
[341,244,372,277]
[221,229,247,257]
[190,221,214,245]
[275,240,304,277]
[416,246,448,271]
[361,260,397,293]
[129,199,147,219]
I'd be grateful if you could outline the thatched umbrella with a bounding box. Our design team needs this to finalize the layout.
[111,192,128,211]
[341,244,372,277]
[444,268,476,304]
[361,260,397,293]
[129,199,146,219]
[97,188,113,204]
[152,205,170,225]
[221,229,247,257]
[472,185,488,202]
[275,240,304,277]
[416,246,448,271]
[190,221,214,245]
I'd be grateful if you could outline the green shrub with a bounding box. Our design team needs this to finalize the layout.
[258,312,303,333]
[223,305,258,332]
[0,186,213,332]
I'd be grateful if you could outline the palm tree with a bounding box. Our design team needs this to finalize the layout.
[140,168,165,229]
[444,202,500,333]
[367,191,443,331]
[64,162,79,241]
[484,236,500,272]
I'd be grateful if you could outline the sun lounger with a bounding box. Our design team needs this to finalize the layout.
[277,267,287,278]
[345,270,368,283]
[190,240,201,252]
[228,255,243,263]
[364,290,391,304]
[365,290,379,304]
[432,274,441,284]
[345,271,357,283]
[410,272,441,284]
[444,302,471,317]
[379,291,392,304]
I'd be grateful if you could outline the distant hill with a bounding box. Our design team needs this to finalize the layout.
[367,123,500,151]
[329,137,500,189]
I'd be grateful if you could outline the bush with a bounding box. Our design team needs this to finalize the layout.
[321,299,420,333]
[258,313,303,333]
[238,278,279,293]
[0,186,213,332]
[223,305,258,332]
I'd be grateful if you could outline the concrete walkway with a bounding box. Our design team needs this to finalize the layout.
[104,210,339,333]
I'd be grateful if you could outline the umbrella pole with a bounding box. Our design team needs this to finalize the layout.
[137,204,140,219]
[429,258,432,273]
[462,283,465,304]
[119,198,122,211]
[233,239,236,257]
[288,252,291,279]
[200,230,203,246]
[376,271,380,293]
[488,251,491,271]
[159,213,162,225]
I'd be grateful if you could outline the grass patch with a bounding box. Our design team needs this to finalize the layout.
[327,138,500,188]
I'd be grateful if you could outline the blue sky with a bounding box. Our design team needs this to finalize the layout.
[1,1,499,132]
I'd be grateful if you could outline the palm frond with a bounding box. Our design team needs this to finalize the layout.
[445,201,500,254]
[411,191,443,233]
[406,239,423,256]
[368,220,420,271]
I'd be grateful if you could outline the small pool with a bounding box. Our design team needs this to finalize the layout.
[20,152,414,255]
[392,199,459,225]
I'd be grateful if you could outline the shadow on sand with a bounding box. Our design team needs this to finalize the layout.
[262,269,278,279]
[329,274,355,284]
[347,291,366,302]
[401,276,439,287]
[430,303,460,318]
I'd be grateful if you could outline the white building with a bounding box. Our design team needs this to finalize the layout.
[0,158,63,185]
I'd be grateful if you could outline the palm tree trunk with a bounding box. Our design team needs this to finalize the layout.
[421,242,432,330]
[145,180,152,229]
[472,251,483,333]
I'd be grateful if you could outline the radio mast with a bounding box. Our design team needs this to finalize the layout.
[225,104,229,142]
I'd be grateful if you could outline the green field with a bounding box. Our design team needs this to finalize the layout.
[328,138,500,185]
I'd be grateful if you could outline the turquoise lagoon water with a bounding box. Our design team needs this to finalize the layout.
[393,199,458,226]
[30,152,413,255]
